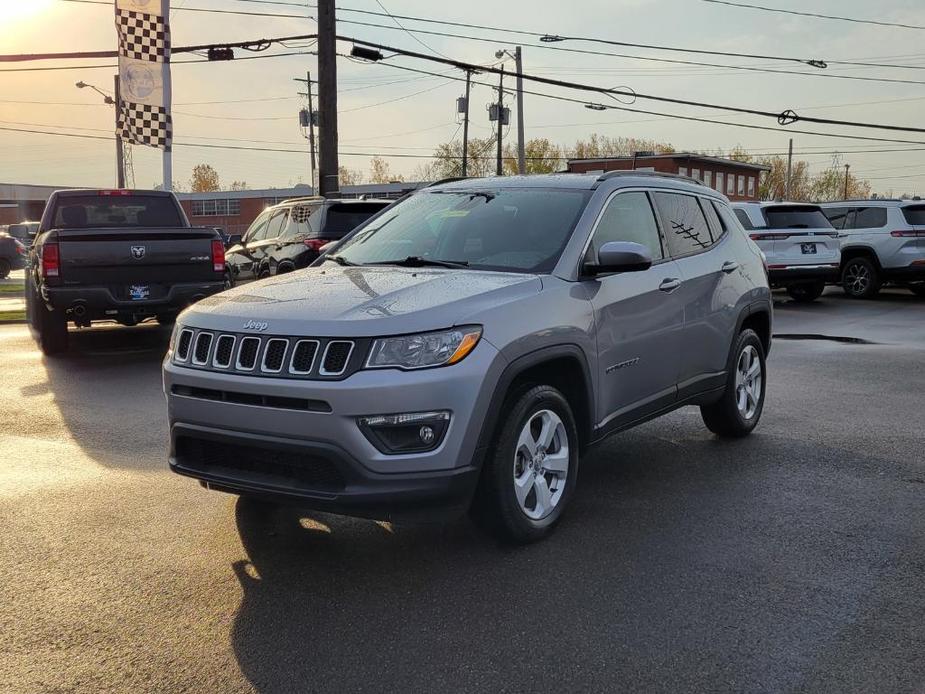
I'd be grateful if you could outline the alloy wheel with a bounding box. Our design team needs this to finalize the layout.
[735,345,763,420]
[512,409,570,520]
[844,262,871,296]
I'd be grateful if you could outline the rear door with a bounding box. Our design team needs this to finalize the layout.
[584,190,683,425]
[653,192,738,392]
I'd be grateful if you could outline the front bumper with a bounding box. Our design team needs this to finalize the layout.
[164,339,505,520]
[768,264,839,285]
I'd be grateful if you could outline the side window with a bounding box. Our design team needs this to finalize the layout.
[715,172,724,194]
[588,192,664,261]
[823,206,849,229]
[259,210,289,241]
[243,212,270,243]
[726,175,735,196]
[734,208,754,230]
[699,198,724,243]
[703,171,713,189]
[852,206,888,229]
[652,192,712,256]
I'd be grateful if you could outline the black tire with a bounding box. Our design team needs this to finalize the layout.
[471,384,580,544]
[701,328,766,438]
[908,283,925,297]
[223,271,234,290]
[786,281,825,303]
[841,257,881,299]
[36,304,69,355]
[0,258,10,280]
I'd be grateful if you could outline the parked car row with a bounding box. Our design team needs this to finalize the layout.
[0,228,28,279]
[732,199,925,301]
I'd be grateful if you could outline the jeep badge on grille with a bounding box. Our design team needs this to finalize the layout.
[243,320,269,332]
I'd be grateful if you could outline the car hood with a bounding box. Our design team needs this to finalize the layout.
[182,264,543,337]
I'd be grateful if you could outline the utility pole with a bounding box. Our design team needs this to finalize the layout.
[514,47,525,175]
[496,66,504,176]
[844,163,851,200]
[317,0,339,196]
[461,70,471,177]
[296,72,318,190]
[114,76,126,188]
[785,138,793,200]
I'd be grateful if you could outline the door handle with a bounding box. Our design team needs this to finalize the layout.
[659,278,682,292]
[721,261,739,273]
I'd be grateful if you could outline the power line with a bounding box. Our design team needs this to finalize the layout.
[0,50,313,73]
[56,0,313,20]
[373,0,450,59]
[343,35,925,134]
[319,4,925,71]
[700,0,925,30]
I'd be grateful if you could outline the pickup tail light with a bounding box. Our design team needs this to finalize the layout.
[891,230,925,238]
[41,242,60,278]
[303,238,332,251]
[211,239,225,272]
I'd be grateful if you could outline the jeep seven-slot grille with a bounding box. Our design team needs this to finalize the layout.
[174,328,360,380]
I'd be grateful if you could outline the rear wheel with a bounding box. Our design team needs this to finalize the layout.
[36,305,69,355]
[0,259,10,280]
[842,257,881,299]
[701,329,766,438]
[472,385,579,543]
[786,281,825,303]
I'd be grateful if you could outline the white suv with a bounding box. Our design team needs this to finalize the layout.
[820,200,925,298]
[731,202,841,302]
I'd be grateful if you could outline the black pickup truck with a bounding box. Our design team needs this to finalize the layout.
[27,189,227,354]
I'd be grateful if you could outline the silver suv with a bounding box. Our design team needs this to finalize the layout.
[731,202,841,302]
[163,173,772,542]
[820,200,925,298]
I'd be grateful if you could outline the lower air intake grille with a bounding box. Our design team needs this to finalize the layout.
[175,436,346,492]
[322,341,353,375]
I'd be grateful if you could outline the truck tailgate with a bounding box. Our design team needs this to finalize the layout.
[55,227,220,286]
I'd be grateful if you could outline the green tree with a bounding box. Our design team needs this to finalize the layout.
[369,156,404,184]
[189,164,220,192]
[570,133,674,159]
[810,167,871,201]
[429,137,496,178]
[502,138,564,175]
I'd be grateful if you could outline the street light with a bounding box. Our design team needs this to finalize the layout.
[76,78,123,187]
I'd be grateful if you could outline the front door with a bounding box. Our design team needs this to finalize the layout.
[227,211,271,284]
[583,191,684,428]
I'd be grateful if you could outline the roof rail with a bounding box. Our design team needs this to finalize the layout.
[594,170,706,187]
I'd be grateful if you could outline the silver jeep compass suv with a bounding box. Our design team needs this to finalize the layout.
[164,172,772,542]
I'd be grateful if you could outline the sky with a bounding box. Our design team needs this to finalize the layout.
[1,0,924,196]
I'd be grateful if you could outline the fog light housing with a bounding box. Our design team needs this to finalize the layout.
[357,411,450,454]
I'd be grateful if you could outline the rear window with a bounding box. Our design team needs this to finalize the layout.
[52,195,183,229]
[902,205,925,226]
[320,202,390,237]
[762,206,832,230]
[822,207,849,229]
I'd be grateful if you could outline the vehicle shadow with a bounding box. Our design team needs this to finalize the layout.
[227,422,925,692]
[19,322,173,469]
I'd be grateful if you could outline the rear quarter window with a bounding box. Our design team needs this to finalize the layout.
[652,192,713,256]
[823,207,849,229]
[901,205,925,226]
[733,208,755,230]
[851,207,888,229]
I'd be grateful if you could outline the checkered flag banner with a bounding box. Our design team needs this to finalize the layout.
[114,0,172,151]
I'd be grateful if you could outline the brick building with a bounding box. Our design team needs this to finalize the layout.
[567,153,770,201]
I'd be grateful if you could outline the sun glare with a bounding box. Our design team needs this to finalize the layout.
[0,0,55,24]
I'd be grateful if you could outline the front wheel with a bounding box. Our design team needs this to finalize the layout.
[472,385,579,543]
[841,257,881,299]
[786,281,825,303]
[701,329,766,438]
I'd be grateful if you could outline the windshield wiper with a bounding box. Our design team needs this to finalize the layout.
[326,254,359,266]
[368,256,470,269]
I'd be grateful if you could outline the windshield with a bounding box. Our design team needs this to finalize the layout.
[332,188,591,273]
[52,195,183,229]
[762,206,833,230]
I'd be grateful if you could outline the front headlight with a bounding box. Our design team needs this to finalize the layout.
[366,326,482,370]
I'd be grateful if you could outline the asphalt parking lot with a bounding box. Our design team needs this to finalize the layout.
[1,289,923,693]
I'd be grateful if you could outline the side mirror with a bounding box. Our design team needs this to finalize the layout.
[584,241,653,276]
